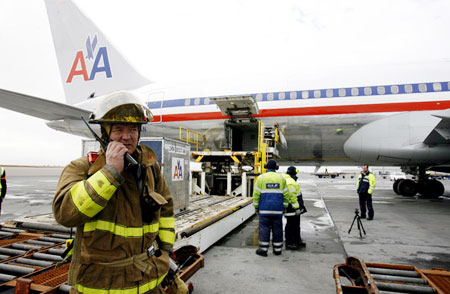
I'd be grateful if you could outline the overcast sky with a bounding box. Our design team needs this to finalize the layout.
[1,0,450,166]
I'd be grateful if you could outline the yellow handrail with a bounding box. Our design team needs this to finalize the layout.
[179,127,205,151]
[254,121,268,175]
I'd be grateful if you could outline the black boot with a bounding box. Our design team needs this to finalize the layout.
[286,244,300,250]
[255,249,268,257]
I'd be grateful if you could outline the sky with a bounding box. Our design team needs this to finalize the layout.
[1,0,450,166]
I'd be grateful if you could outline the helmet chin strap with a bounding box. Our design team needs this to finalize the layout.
[100,124,111,143]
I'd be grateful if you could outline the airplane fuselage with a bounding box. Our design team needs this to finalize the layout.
[46,79,450,166]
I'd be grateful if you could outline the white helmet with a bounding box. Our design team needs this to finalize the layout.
[89,91,153,124]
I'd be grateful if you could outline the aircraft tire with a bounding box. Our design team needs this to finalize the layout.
[398,179,417,197]
[418,179,444,198]
[393,179,403,195]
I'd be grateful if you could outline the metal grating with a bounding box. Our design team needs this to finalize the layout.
[30,263,70,287]
[0,235,40,247]
[423,272,450,294]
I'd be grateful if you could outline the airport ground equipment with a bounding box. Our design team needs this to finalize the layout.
[334,256,450,294]
[0,227,203,293]
[315,172,340,178]
[189,96,284,197]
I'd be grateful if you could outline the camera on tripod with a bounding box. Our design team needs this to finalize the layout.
[348,208,366,238]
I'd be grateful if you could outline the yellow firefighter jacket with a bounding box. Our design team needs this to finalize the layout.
[53,145,175,294]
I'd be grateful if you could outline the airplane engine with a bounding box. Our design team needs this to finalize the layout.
[343,110,450,198]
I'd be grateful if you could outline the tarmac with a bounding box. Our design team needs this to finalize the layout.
[2,167,450,293]
[189,173,450,294]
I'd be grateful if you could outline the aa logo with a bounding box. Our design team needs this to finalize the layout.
[172,158,184,181]
[66,34,112,83]
[266,183,280,189]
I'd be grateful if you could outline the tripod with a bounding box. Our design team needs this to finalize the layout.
[348,209,366,238]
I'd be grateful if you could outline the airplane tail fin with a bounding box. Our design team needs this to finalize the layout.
[45,0,150,105]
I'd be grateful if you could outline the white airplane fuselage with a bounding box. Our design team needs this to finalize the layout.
[46,77,450,166]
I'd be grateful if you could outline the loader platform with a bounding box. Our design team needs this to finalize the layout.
[334,256,450,294]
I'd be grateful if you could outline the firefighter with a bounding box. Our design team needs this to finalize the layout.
[356,164,376,220]
[283,166,307,250]
[253,159,297,256]
[0,167,6,216]
[53,92,176,294]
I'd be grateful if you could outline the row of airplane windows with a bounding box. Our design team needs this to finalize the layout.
[147,81,450,108]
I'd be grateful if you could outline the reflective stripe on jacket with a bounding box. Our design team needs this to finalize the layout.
[282,174,300,210]
[253,171,289,216]
[282,174,301,216]
[53,145,174,293]
[357,172,376,194]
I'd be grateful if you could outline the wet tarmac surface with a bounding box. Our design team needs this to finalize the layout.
[190,174,450,293]
[1,167,450,293]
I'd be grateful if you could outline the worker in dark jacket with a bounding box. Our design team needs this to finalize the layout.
[357,164,376,220]
[283,166,307,250]
[0,167,6,216]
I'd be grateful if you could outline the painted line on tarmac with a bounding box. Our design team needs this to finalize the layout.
[312,181,349,258]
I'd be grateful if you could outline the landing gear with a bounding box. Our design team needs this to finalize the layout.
[417,179,444,198]
[392,167,445,199]
[397,179,417,197]
[393,179,402,195]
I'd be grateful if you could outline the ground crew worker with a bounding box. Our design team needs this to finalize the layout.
[0,167,6,216]
[53,92,177,294]
[253,159,298,257]
[356,164,376,220]
[283,166,307,250]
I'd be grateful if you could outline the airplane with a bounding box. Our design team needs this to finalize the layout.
[1,0,450,199]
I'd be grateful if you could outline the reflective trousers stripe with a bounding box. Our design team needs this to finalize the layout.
[83,220,159,237]
[75,271,167,294]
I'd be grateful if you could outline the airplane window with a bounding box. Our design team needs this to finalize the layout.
[278,92,286,100]
[351,88,359,96]
[391,85,399,94]
[419,83,427,92]
[338,88,346,97]
[326,89,333,97]
[364,87,372,95]
[256,93,263,101]
[404,85,413,93]
[290,91,298,99]
[204,97,210,104]
[433,82,442,91]
[300,91,308,99]
[185,98,191,106]
[314,90,321,98]
[267,93,274,101]
[194,98,200,105]
[377,86,385,95]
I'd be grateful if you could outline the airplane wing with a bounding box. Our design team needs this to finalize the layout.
[0,88,91,121]
[424,109,450,145]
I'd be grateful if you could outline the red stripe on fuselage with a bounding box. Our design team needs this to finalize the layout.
[150,100,450,123]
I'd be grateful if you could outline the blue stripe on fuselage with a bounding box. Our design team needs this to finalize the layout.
[146,81,450,109]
